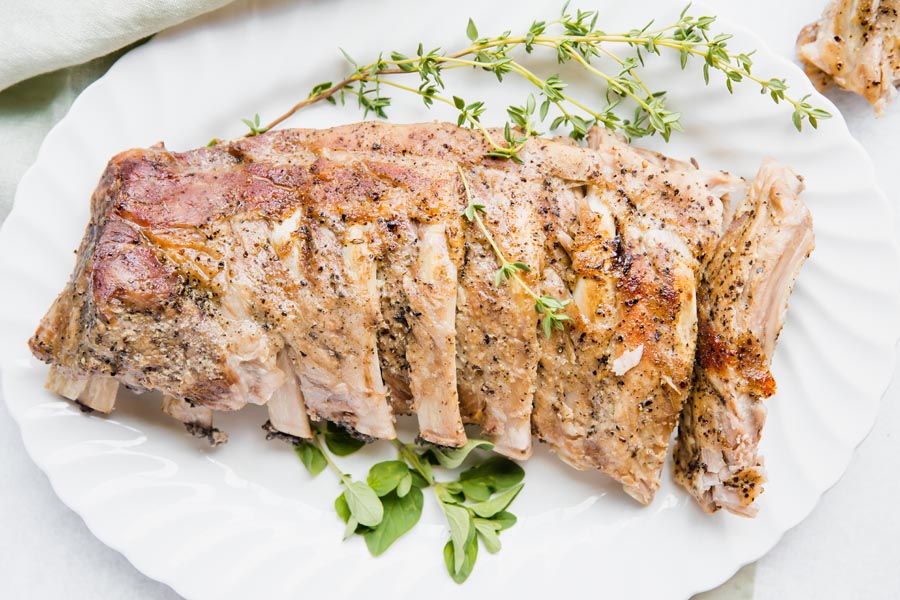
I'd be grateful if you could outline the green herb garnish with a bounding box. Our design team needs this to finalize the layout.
[294,426,523,583]
[395,438,524,583]
[249,3,830,150]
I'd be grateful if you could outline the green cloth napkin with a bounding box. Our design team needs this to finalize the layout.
[0,0,232,91]
[0,46,137,224]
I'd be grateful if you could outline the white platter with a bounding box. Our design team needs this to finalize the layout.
[1,0,898,598]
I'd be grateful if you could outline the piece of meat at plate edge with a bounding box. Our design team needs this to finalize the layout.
[674,158,814,517]
[797,0,900,114]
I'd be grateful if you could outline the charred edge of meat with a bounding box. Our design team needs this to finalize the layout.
[75,401,95,414]
[333,421,377,444]
[262,420,306,446]
[721,468,765,507]
[413,435,458,452]
[185,422,228,446]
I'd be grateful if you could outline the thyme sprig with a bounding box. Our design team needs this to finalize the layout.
[458,166,572,338]
[241,113,269,136]
[251,3,831,160]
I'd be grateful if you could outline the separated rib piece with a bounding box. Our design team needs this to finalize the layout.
[453,165,543,459]
[798,0,900,113]
[674,159,814,516]
[403,222,466,447]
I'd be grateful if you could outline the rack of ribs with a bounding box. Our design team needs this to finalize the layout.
[29,122,813,512]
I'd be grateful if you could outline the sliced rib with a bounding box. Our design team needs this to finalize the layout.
[674,159,814,516]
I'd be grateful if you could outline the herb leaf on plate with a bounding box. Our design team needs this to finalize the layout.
[467,483,524,518]
[294,440,327,477]
[343,480,384,527]
[367,460,414,497]
[425,439,493,469]
[442,502,473,573]
[443,524,479,584]
[323,421,368,456]
[364,487,425,555]
[459,455,525,501]
[473,518,503,553]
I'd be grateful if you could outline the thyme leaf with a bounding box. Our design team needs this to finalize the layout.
[241,113,268,136]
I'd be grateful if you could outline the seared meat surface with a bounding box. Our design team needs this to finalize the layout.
[797,0,900,113]
[528,129,743,503]
[30,121,808,509]
[674,159,814,516]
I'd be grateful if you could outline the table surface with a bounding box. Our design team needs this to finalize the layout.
[1,1,898,598]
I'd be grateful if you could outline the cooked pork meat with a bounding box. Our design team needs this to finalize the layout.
[674,159,814,516]
[797,0,900,113]
[29,121,808,508]
[528,128,744,503]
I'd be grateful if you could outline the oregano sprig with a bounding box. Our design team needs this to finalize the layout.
[458,165,572,337]
[292,427,524,583]
[393,438,524,583]
[293,428,384,537]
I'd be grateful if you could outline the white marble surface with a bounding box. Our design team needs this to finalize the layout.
[1,1,898,598]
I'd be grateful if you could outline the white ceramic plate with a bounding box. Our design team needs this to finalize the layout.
[2,1,898,598]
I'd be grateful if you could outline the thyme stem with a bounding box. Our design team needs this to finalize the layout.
[251,4,830,146]
[456,165,571,337]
